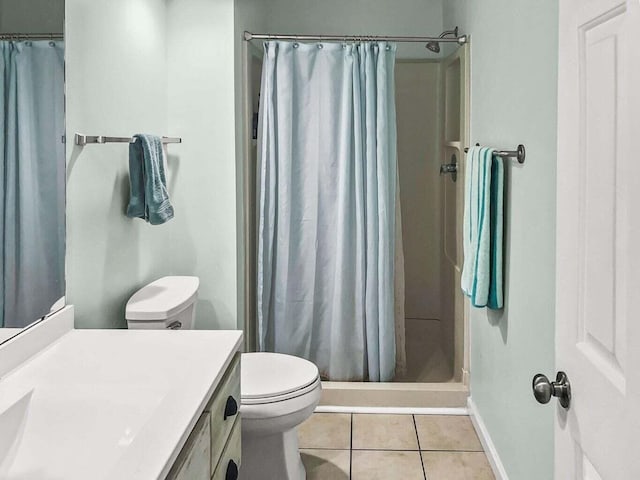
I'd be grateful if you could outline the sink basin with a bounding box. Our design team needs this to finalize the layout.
[0,384,166,479]
[0,389,32,474]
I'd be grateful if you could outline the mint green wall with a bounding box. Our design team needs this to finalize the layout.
[444,1,558,478]
[65,0,239,330]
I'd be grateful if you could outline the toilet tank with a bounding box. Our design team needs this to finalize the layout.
[126,276,199,330]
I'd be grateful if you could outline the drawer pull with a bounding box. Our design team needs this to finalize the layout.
[224,396,238,420]
[225,459,238,480]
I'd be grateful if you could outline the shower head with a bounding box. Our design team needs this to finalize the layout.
[426,41,440,53]
[425,27,460,53]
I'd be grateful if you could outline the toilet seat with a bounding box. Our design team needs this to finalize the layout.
[242,376,321,405]
[241,352,321,405]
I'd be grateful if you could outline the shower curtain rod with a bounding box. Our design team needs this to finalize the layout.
[0,33,63,40]
[244,31,468,45]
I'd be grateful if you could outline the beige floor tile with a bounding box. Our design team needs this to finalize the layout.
[298,413,351,449]
[352,414,419,450]
[352,450,424,480]
[300,449,350,480]
[422,451,495,480]
[414,415,483,451]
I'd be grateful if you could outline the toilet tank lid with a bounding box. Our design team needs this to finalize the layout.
[126,276,199,321]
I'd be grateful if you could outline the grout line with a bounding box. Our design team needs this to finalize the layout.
[413,415,428,480]
[349,413,353,479]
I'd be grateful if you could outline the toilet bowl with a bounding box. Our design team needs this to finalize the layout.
[125,277,321,480]
[239,352,321,480]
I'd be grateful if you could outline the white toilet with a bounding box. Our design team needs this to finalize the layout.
[125,276,322,480]
[238,352,321,480]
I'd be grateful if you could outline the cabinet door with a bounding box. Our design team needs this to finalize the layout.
[167,413,211,480]
[207,354,241,473]
[212,420,241,480]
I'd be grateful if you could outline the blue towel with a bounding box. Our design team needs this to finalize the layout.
[126,134,174,225]
[461,146,504,309]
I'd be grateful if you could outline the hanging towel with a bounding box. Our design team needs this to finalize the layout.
[126,134,174,225]
[461,146,504,309]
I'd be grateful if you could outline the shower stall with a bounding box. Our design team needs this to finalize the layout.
[241,31,470,406]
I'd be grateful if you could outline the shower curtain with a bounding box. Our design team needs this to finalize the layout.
[257,40,401,381]
[0,40,65,328]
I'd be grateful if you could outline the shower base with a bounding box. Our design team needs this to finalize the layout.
[319,381,469,408]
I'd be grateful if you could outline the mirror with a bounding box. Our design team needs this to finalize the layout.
[0,0,65,341]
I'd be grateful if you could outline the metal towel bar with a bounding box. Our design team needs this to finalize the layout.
[74,134,182,146]
[464,143,526,164]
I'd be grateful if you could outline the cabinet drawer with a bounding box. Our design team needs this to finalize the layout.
[212,419,241,480]
[206,353,241,473]
[166,412,211,480]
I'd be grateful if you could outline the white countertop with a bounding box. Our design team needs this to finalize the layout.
[0,308,243,480]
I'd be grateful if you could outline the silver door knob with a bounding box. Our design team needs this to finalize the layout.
[532,371,571,409]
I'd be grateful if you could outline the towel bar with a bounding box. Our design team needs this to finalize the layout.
[464,143,525,164]
[74,134,182,146]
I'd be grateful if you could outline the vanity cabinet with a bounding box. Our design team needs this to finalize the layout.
[167,354,241,480]
[167,414,212,480]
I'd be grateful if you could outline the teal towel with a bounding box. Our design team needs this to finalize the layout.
[126,134,174,225]
[461,146,504,309]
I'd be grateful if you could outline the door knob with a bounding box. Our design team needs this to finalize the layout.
[532,371,571,409]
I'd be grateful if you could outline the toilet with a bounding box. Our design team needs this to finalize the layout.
[238,352,321,480]
[125,276,322,480]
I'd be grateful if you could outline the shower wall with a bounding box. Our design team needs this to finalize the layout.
[256,0,444,59]
[0,0,64,32]
[396,62,442,321]
[395,61,457,383]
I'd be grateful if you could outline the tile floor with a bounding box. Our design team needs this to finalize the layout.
[298,413,495,480]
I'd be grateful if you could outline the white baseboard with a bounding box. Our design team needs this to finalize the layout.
[467,397,509,480]
[316,405,468,415]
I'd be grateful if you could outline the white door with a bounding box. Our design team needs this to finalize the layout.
[555,0,640,478]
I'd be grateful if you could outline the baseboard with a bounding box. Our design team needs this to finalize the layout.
[316,405,468,415]
[467,397,509,480]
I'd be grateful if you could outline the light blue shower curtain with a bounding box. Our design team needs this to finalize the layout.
[257,41,398,382]
[1,41,65,328]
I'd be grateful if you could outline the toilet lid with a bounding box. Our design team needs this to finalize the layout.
[241,353,320,402]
